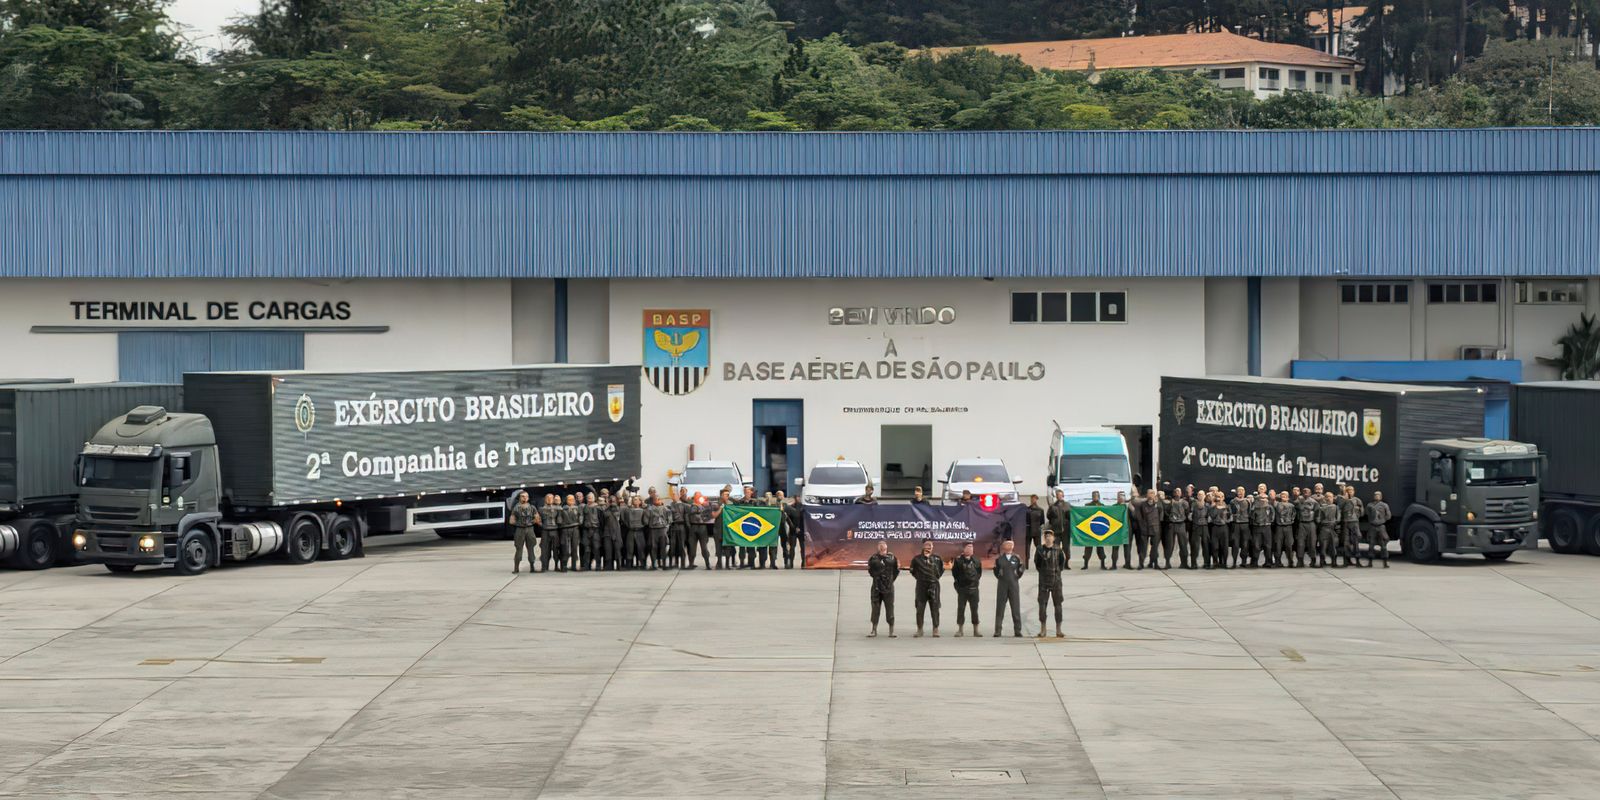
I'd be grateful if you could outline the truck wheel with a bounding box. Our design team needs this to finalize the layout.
[1547,508,1583,554]
[284,517,321,564]
[10,521,58,571]
[1583,516,1600,556]
[105,564,137,574]
[1484,552,1513,562]
[1406,518,1440,564]
[175,531,212,576]
[325,515,358,560]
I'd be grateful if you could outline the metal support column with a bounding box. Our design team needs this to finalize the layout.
[553,278,569,364]
[1247,276,1262,376]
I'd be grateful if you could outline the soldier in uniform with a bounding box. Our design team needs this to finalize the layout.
[667,489,689,569]
[1081,491,1108,571]
[1025,494,1045,562]
[1316,491,1341,568]
[737,486,759,569]
[1189,487,1210,569]
[714,487,735,569]
[910,486,931,506]
[1134,488,1162,571]
[644,495,671,570]
[557,495,581,572]
[1163,487,1189,570]
[909,539,944,637]
[580,492,601,571]
[1229,487,1252,568]
[622,496,647,570]
[951,542,982,637]
[762,492,784,569]
[687,492,711,569]
[866,541,899,638]
[1293,488,1317,568]
[510,491,540,575]
[783,494,805,568]
[1249,492,1274,569]
[1034,530,1068,639]
[1272,490,1295,569]
[1366,491,1392,568]
[601,494,623,571]
[992,539,1025,638]
[538,494,560,573]
[1209,491,1231,569]
[1046,490,1072,569]
[703,489,724,569]
[1342,486,1366,567]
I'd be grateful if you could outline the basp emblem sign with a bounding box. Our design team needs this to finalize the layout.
[643,309,710,396]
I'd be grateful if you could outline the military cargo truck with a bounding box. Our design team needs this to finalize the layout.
[1512,381,1600,555]
[1159,376,1539,562]
[73,366,640,575]
[0,382,182,569]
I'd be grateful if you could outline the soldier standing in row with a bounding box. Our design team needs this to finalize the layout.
[992,539,1025,638]
[1081,491,1108,571]
[1316,491,1340,568]
[580,493,600,571]
[1366,491,1392,568]
[1111,490,1132,569]
[951,542,982,637]
[1249,491,1274,570]
[1134,488,1162,570]
[867,540,898,638]
[1034,530,1068,639]
[557,495,580,572]
[715,487,735,569]
[1208,491,1231,569]
[1189,486,1210,569]
[1165,487,1190,570]
[1025,495,1045,562]
[1228,487,1251,568]
[1342,485,1366,568]
[910,539,944,637]
[1293,487,1317,568]
[687,492,712,569]
[1272,490,1295,569]
[511,491,540,575]
[782,494,805,568]
[1046,490,1072,569]
[538,493,559,573]
[601,494,623,570]
[762,492,783,569]
[623,496,647,569]
[667,490,688,569]
[644,495,670,570]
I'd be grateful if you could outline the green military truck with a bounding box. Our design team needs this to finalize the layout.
[1513,381,1600,555]
[1,382,182,569]
[73,365,641,575]
[1159,376,1540,563]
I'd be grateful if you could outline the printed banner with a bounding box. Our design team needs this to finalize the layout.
[1069,504,1129,548]
[803,503,1028,569]
[721,504,781,548]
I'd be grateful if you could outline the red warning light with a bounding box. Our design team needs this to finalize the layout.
[979,494,1000,512]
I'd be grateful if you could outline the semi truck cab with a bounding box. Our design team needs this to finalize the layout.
[1402,438,1540,562]
[73,406,225,573]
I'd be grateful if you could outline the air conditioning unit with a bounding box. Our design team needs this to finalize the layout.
[1460,345,1509,360]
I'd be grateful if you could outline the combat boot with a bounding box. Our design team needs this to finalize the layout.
[1055,626,1064,639]
[973,625,983,637]
[955,627,964,638]
[887,625,897,639]
[868,626,877,638]
[931,628,940,638]
[914,626,924,638]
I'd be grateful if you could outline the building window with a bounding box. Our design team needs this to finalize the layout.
[1315,72,1332,84]
[1223,67,1245,79]
[1427,281,1499,304]
[1516,280,1586,304]
[1070,292,1098,322]
[1259,67,1280,81]
[1340,282,1410,304]
[1040,292,1068,322]
[1099,292,1127,322]
[1011,292,1038,323]
[1340,74,1352,85]
[1290,69,1307,83]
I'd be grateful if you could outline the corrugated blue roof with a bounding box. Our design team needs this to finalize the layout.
[1,129,1597,279]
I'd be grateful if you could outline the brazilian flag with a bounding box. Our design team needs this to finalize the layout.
[721,504,781,548]
[1070,504,1129,547]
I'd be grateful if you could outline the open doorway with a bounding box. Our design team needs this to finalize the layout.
[752,399,803,496]
[1114,425,1154,492]
[879,425,932,499]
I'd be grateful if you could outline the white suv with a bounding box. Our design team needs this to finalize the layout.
[801,460,874,505]
[669,460,751,500]
[940,458,1022,505]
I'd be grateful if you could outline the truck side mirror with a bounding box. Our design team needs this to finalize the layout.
[795,477,805,487]
[1046,474,1057,487]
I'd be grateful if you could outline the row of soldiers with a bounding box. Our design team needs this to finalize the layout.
[508,485,808,574]
[1019,481,1393,571]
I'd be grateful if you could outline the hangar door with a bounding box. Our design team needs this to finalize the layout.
[118,332,305,383]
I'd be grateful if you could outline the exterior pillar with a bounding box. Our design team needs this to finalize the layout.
[554,278,569,363]
[1247,276,1262,376]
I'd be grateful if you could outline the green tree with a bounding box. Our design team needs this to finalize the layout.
[1537,313,1600,380]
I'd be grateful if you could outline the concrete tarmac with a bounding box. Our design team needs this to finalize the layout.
[4,535,1600,799]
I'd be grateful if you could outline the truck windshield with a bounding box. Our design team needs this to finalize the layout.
[1058,455,1131,484]
[1463,458,1538,486]
[809,466,866,485]
[682,467,740,486]
[80,456,155,490]
[950,464,1011,483]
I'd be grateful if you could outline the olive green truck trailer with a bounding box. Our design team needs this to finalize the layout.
[73,366,641,575]
[1513,381,1600,555]
[0,382,183,569]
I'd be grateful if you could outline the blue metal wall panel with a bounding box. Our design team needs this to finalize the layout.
[117,332,304,383]
[2,130,1599,279]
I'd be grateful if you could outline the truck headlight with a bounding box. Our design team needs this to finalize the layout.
[72,532,87,549]
[138,535,157,551]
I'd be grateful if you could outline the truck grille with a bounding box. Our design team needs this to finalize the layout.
[1482,497,1532,524]
[83,506,141,523]
[809,497,856,506]
[96,533,131,553]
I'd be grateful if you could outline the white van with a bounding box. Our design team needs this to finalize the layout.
[1046,428,1133,506]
